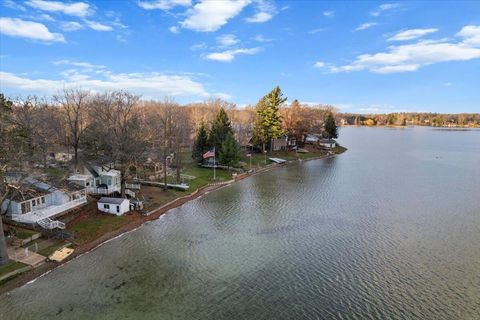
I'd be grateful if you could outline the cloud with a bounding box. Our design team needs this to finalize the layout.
[246,0,275,23]
[190,42,207,51]
[52,59,106,69]
[181,0,250,32]
[329,25,480,74]
[0,68,213,99]
[3,0,26,11]
[457,25,480,46]
[370,3,400,17]
[60,21,83,31]
[137,0,191,10]
[25,0,92,17]
[354,22,377,31]
[0,17,65,42]
[204,47,261,62]
[308,28,325,35]
[213,92,233,100]
[253,34,271,42]
[323,10,334,17]
[169,26,179,33]
[246,11,272,23]
[86,21,113,32]
[388,28,438,41]
[216,34,239,47]
[313,61,326,68]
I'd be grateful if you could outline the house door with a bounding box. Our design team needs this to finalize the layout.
[21,201,31,214]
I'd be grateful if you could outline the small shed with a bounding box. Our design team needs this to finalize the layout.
[318,139,337,148]
[97,197,130,216]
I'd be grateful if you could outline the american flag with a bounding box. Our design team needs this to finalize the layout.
[203,149,215,159]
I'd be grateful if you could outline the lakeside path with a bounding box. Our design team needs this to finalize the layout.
[0,149,346,296]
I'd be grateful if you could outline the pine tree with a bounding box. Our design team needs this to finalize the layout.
[252,86,287,152]
[324,112,338,139]
[192,122,209,162]
[219,133,241,167]
[208,108,233,154]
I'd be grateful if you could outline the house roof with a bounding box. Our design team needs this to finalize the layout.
[98,197,128,205]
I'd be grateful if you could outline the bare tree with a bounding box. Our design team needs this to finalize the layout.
[54,89,91,170]
[84,91,146,197]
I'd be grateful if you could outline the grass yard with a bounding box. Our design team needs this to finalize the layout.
[0,261,28,278]
[15,228,38,240]
[68,214,131,245]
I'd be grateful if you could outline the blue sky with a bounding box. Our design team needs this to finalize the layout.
[0,0,479,113]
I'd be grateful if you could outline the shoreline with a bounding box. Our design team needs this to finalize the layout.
[0,149,345,296]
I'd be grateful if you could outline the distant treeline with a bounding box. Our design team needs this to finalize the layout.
[338,112,480,127]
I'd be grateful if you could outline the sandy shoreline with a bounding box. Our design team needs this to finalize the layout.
[0,151,343,296]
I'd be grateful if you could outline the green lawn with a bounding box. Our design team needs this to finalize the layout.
[69,215,130,245]
[15,228,38,240]
[0,261,28,278]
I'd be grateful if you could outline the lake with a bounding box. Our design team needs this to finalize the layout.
[1,127,479,319]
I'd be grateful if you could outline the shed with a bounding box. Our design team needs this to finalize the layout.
[318,139,337,148]
[97,197,130,216]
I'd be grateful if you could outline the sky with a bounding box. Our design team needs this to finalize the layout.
[0,0,479,114]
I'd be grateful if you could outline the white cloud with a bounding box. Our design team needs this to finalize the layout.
[3,0,26,11]
[323,10,334,17]
[329,25,480,74]
[246,11,272,23]
[181,0,250,32]
[53,60,106,69]
[253,34,271,42]
[0,17,65,42]
[388,28,438,41]
[60,21,84,31]
[190,42,207,51]
[137,0,191,10]
[442,82,453,86]
[216,34,239,47]
[355,22,377,31]
[205,47,261,62]
[313,61,325,68]
[308,28,325,35]
[86,21,113,32]
[246,0,275,23]
[0,69,212,99]
[213,92,233,100]
[25,0,92,17]
[169,26,179,33]
[370,3,400,17]
[457,25,480,46]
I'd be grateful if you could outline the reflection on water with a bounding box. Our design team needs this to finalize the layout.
[1,127,480,320]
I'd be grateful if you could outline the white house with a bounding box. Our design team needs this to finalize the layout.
[69,163,121,196]
[97,197,130,216]
[1,177,87,229]
[318,139,337,148]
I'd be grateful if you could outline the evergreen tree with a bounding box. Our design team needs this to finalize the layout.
[208,108,233,154]
[252,86,287,152]
[324,112,338,139]
[219,133,241,167]
[192,122,209,162]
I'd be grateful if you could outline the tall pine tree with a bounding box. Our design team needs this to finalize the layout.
[324,112,338,139]
[253,86,287,152]
[208,108,233,154]
[192,122,209,162]
[219,133,241,167]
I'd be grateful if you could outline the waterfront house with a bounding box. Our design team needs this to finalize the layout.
[97,197,130,216]
[1,177,87,229]
[318,139,337,148]
[69,163,121,196]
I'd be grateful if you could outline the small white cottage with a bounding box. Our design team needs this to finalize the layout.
[69,163,121,195]
[318,139,337,148]
[97,197,130,216]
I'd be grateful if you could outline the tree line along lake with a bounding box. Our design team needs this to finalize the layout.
[1,126,479,320]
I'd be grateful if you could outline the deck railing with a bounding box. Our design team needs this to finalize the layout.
[86,186,121,195]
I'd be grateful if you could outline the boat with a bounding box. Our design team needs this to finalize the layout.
[48,247,74,262]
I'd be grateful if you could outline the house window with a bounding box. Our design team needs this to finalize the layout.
[104,204,110,209]
[41,197,45,204]
[116,205,120,213]
[86,182,90,186]
[32,200,36,207]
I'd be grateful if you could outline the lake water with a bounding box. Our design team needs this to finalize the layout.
[1,127,480,319]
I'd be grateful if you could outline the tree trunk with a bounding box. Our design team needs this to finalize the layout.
[121,178,126,198]
[163,150,168,191]
[175,153,180,184]
[74,145,78,172]
[0,218,10,265]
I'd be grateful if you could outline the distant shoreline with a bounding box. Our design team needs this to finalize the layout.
[0,147,346,296]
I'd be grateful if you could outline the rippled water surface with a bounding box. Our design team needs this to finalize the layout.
[2,127,480,319]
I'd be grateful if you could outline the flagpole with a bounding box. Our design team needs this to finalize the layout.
[213,147,216,180]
